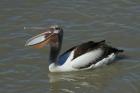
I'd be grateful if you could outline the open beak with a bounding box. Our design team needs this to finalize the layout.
[25,31,58,48]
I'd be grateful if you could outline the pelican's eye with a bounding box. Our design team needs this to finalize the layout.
[55,27,60,30]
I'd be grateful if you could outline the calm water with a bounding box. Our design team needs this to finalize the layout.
[0,0,140,93]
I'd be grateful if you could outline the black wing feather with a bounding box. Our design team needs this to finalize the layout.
[73,40,106,59]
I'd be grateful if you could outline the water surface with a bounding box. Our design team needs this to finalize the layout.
[0,0,140,93]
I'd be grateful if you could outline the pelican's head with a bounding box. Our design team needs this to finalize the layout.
[25,25,63,48]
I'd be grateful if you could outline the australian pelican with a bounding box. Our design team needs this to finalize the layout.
[25,25,124,72]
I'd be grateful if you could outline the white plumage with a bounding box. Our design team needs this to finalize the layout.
[49,49,116,72]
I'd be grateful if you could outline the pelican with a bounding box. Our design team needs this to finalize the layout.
[25,25,124,72]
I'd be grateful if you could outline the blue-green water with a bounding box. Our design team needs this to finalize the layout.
[0,0,140,93]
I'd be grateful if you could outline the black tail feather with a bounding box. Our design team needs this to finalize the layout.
[117,49,124,53]
[111,47,124,53]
